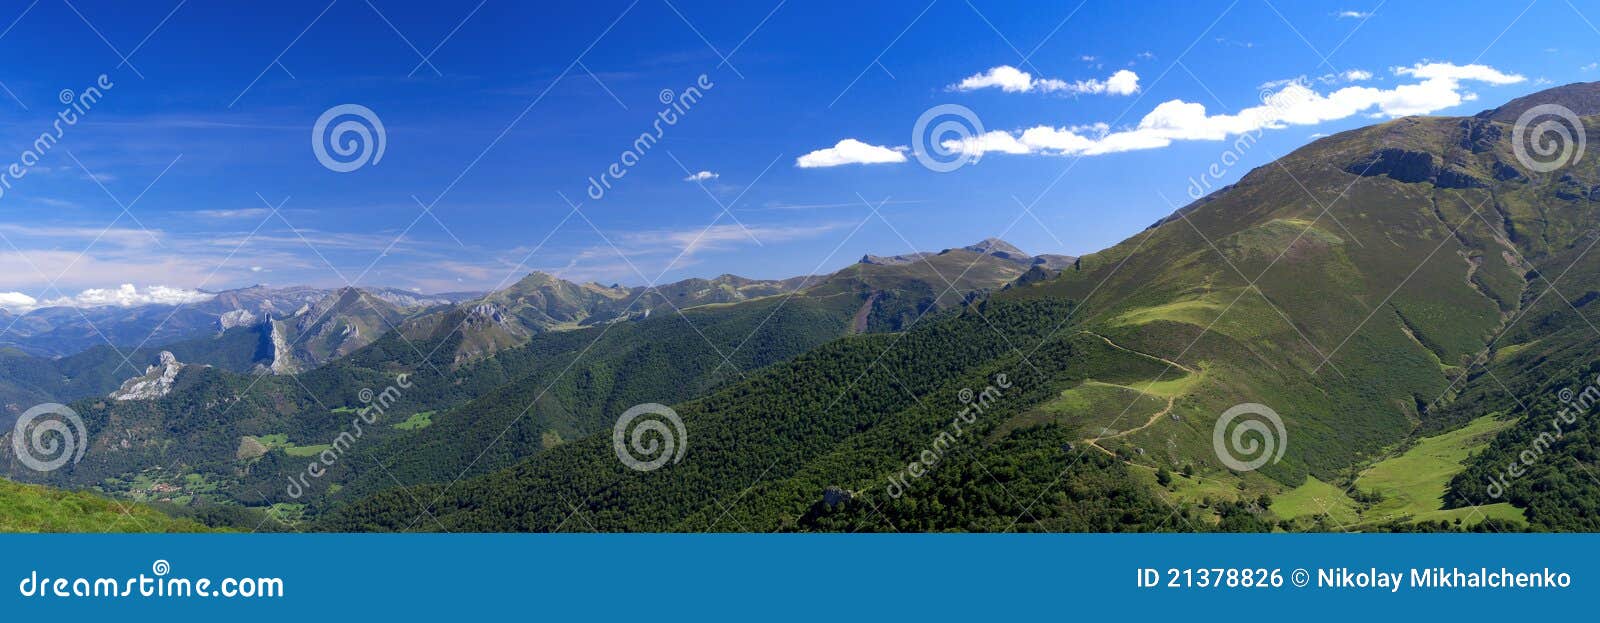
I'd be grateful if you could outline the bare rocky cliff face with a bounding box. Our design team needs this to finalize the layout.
[109,351,185,401]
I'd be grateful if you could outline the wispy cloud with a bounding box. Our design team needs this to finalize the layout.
[195,208,271,219]
[738,199,927,212]
[682,170,719,182]
[951,65,1140,96]
[542,221,848,283]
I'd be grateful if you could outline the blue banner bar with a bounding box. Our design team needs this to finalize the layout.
[0,534,1589,620]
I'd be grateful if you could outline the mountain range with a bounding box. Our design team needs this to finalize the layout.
[9,83,1600,532]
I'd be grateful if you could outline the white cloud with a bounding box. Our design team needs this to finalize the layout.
[682,170,719,182]
[0,285,214,313]
[42,284,214,309]
[1392,62,1523,85]
[796,139,908,168]
[945,61,1525,160]
[952,65,1140,96]
[1337,10,1372,19]
[1342,69,1373,81]
[1084,69,1141,96]
[954,65,1034,92]
[0,291,37,313]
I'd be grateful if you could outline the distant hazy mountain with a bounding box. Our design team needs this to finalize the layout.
[0,285,480,360]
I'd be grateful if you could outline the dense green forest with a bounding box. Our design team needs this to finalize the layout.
[324,299,1276,532]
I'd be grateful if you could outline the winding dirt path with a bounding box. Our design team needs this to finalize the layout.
[1076,330,1197,374]
[1083,394,1178,456]
[1072,330,1194,456]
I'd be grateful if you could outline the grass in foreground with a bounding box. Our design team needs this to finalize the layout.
[0,478,210,533]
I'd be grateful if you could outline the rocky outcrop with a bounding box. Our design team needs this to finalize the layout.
[110,351,184,401]
[218,308,258,331]
[268,320,298,375]
[1345,148,1485,189]
[1457,118,1503,153]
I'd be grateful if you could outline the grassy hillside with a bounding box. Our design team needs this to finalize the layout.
[1271,415,1524,530]
[0,478,209,532]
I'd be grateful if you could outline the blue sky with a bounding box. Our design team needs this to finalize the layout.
[0,0,1593,309]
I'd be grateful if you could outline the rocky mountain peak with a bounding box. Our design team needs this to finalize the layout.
[110,351,185,401]
[962,237,1028,259]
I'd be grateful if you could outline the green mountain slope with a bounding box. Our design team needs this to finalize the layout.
[328,82,1600,532]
